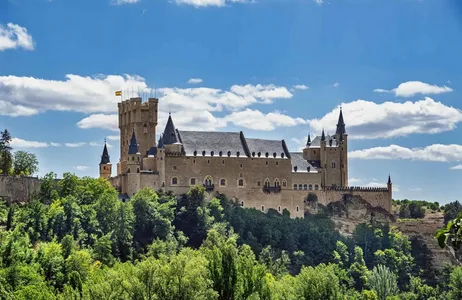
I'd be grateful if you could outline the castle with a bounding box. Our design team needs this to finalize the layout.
[100,97,392,218]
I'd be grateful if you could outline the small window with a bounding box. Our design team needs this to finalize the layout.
[281,153,285,158]
[128,168,131,173]
[261,205,265,212]
[137,168,140,173]
[313,150,316,154]
[193,159,196,164]
[132,157,134,161]
[315,185,319,190]
[264,179,270,187]
[220,179,226,186]
[227,151,231,157]
[257,181,261,187]
[258,152,261,157]
[273,153,276,158]
[190,178,196,185]
[296,206,299,212]
[240,164,243,169]
[172,166,177,171]
[294,166,298,172]
[276,161,279,166]
[194,150,197,156]
[241,201,244,207]
[219,151,223,156]
[103,166,106,170]
[266,161,268,165]
[208,159,210,164]
[294,184,297,190]
[278,206,281,212]
[309,184,313,190]
[303,184,307,190]
[172,177,178,185]
[222,160,225,165]
[274,179,280,187]
[211,151,214,156]
[237,151,240,157]
[204,176,213,186]
[282,180,287,187]
[202,151,206,156]
[238,179,244,187]
[298,184,302,190]
[265,152,269,157]
[252,152,255,157]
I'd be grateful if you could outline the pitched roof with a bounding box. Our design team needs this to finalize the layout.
[158,134,164,148]
[336,108,346,135]
[307,134,339,148]
[163,114,180,145]
[128,130,139,154]
[246,138,290,159]
[177,130,246,157]
[100,142,110,164]
[290,153,319,173]
[147,147,157,157]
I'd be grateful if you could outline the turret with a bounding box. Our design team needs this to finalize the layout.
[336,107,346,137]
[162,113,182,153]
[99,139,112,179]
[306,133,311,147]
[127,129,141,173]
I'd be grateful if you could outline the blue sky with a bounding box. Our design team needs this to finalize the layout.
[1,0,462,203]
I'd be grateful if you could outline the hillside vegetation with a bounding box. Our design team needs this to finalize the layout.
[1,172,462,299]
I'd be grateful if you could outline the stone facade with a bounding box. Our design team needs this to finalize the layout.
[0,175,41,203]
[103,97,393,217]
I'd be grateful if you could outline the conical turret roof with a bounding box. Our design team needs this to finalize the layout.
[336,107,346,135]
[128,130,139,154]
[100,140,110,164]
[162,114,180,145]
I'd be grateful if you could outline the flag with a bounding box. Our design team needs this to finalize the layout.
[115,91,122,96]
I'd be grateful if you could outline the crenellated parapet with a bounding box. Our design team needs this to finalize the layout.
[323,186,389,192]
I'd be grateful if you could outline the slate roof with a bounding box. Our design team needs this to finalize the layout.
[336,108,346,135]
[290,153,319,173]
[147,147,157,157]
[128,130,139,154]
[246,138,290,159]
[177,130,246,157]
[163,115,180,145]
[100,143,110,164]
[308,134,339,148]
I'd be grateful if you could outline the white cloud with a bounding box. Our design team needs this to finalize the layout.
[110,0,139,5]
[314,0,323,5]
[350,144,462,162]
[0,100,39,117]
[333,82,340,88]
[64,142,86,148]
[309,97,462,139]
[107,135,120,141]
[0,23,34,51]
[175,0,249,7]
[187,78,203,84]
[11,138,50,148]
[293,84,309,90]
[450,164,462,170]
[74,166,90,171]
[374,81,453,98]
[349,178,363,184]
[225,109,307,131]
[76,114,119,131]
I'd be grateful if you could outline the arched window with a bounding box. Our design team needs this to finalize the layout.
[296,206,299,212]
[278,206,281,212]
[303,184,307,190]
[281,153,285,158]
[190,178,196,185]
[266,161,268,165]
[273,152,276,158]
[252,152,255,157]
[298,184,302,190]
[238,179,244,187]
[265,152,269,157]
[261,205,265,212]
[309,184,313,190]
[331,161,336,168]
[202,151,206,156]
[294,166,298,172]
[207,159,210,164]
[274,178,280,187]
[315,184,319,190]
[194,150,197,156]
[264,178,270,187]
[282,180,287,187]
[294,184,297,190]
[227,151,231,157]
[137,168,140,173]
[219,151,223,156]
[171,177,178,185]
[211,151,214,156]
[103,166,106,170]
[204,176,213,186]
[220,178,226,186]
[258,152,261,157]
[237,151,240,157]
[241,201,244,207]
[222,160,225,165]
[240,164,243,169]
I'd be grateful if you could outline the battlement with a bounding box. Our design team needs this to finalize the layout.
[323,185,389,192]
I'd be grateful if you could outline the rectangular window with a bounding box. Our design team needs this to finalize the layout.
[257,181,261,187]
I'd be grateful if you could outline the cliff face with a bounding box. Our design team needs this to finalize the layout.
[0,175,41,203]
[325,194,395,222]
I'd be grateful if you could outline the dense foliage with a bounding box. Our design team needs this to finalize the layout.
[0,129,39,176]
[393,199,440,219]
[0,172,461,299]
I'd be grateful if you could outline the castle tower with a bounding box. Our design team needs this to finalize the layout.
[157,134,166,191]
[336,107,348,186]
[162,113,183,153]
[320,129,327,187]
[118,97,158,174]
[99,140,112,179]
[387,175,393,211]
[126,129,141,174]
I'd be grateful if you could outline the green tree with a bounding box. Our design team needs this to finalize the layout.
[12,151,39,176]
[39,172,59,204]
[111,201,134,262]
[349,246,369,291]
[294,264,342,299]
[448,267,462,300]
[0,129,13,175]
[368,265,398,300]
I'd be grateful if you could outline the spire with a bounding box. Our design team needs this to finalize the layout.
[388,174,392,185]
[336,107,346,135]
[163,114,180,145]
[128,129,139,154]
[100,140,110,164]
[158,134,164,148]
[306,133,311,146]
[321,129,326,142]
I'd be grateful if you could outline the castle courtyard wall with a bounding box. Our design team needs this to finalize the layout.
[0,175,41,203]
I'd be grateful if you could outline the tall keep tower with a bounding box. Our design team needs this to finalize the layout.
[118,97,159,174]
[336,107,348,186]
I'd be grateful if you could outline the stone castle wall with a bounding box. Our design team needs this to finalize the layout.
[0,175,41,203]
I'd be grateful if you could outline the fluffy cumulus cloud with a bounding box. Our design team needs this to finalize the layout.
[110,0,139,5]
[374,81,453,97]
[107,135,120,141]
[349,144,462,162]
[293,84,309,90]
[175,0,250,7]
[10,137,111,149]
[77,114,119,131]
[449,165,462,170]
[0,23,34,51]
[225,109,307,131]
[187,78,203,84]
[309,97,462,139]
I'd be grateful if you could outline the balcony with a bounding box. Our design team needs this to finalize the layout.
[203,184,215,192]
[263,186,281,194]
